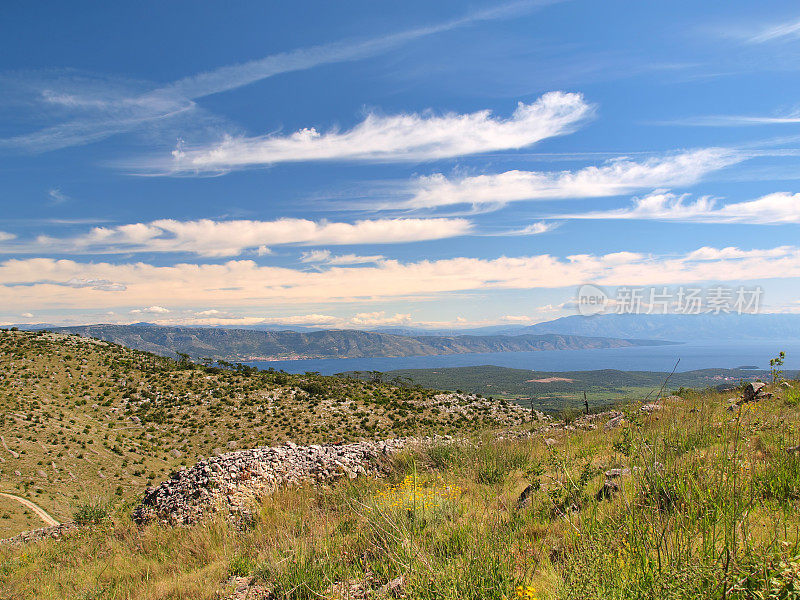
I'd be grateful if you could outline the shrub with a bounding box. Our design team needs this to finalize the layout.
[228,554,255,577]
[72,500,109,526]
[559,407,582,425]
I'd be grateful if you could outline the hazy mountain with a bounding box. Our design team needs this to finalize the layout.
[44,324,673,362]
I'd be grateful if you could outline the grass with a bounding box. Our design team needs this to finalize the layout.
[3,381,800,599]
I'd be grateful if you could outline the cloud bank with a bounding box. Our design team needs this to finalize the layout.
[2,245,799,312]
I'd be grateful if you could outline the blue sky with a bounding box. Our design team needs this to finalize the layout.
[2,0,800,328]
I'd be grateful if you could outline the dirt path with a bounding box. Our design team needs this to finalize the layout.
[0,492,59,527]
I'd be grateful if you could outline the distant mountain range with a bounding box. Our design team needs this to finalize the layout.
[41,324,673,362]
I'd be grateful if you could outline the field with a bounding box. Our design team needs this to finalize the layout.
[349,365,795,411]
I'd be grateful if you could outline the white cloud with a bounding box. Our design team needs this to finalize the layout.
[130,306,170,314]
[20,312,33,318]
[3,245,800,312]
[555,191,800,224]
[300,250,386,265]
[407,148,741,208]
[350,311,413,326]
[0,232,16,242]
[5,217,472,257]
[500,314,537,323]
[167,92,593,172]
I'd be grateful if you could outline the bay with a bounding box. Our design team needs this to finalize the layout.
[245,339,800,375]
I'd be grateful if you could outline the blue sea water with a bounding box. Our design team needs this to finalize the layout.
[245,340,800,375]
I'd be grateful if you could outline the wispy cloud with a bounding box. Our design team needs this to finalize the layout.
[162,92,592,173]
[406,148,741,208]
[0,0,558,154]
[657,113,800,127]
[300,250,386,265]
[0,217,472,257]
[47,188,70,205]
[554,190,800,224]
[490,221,556,236]
[746,17,800,44]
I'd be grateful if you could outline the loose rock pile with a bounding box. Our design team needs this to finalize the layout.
[133,437,444,525]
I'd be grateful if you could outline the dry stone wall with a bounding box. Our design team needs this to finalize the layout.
[133,436,446,525]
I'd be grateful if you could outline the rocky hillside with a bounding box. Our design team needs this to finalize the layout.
[0,329,528,537]
[45,324,673,361]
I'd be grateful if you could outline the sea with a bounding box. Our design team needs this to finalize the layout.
[245,339,800,375]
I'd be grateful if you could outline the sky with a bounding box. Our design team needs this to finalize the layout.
[2,0,800,329]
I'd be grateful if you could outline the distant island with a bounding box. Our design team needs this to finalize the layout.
[43,324,676,362]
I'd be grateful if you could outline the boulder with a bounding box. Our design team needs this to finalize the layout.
[517,483,536,509]
[596,480,619,501]
[742,382,766,402]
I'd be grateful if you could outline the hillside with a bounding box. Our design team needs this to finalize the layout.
[2,361,800,598]
[0,329,528,538]
[44,324,671,361]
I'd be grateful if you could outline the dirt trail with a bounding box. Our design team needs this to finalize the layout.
[0,492,59,527]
